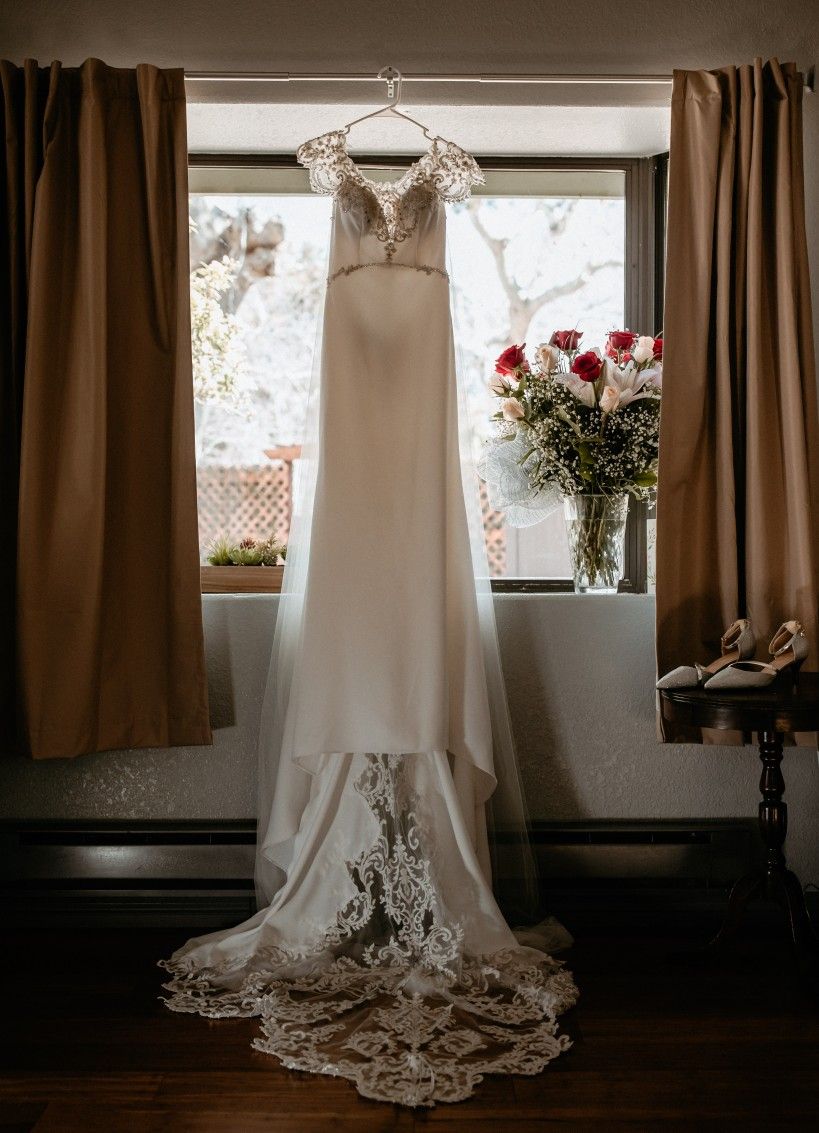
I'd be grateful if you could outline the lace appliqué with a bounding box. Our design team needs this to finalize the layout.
[297,130,484,260]
[160,755,577,1107]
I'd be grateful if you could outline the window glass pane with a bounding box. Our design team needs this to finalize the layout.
[190,170,625,578]
[448,189,625,578]
[190,193,328,560]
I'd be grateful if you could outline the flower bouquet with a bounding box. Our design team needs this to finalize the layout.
[481,329,662,592]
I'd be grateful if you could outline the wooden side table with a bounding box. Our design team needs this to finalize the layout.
[659,674,819,965]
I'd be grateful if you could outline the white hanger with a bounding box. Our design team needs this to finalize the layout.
[341,67,437,141]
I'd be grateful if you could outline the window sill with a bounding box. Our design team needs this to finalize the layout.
[200,567,646,596]
[491,578,644,594]
[201,565,283,593]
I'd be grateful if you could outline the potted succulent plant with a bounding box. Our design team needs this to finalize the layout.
[201,533,287,593]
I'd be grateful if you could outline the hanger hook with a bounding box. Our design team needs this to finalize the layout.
[377,65,402,105]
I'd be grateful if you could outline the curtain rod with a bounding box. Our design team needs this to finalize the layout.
[185,71,676,86]
[184,68,815,92]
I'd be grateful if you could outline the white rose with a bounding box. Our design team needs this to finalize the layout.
[632,335,656,364]
[536,342,560,372]
[501,398,525,421]
[599,385,621,414]
[489,374,510,396]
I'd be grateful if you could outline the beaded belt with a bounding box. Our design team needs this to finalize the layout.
[327,261,449,285]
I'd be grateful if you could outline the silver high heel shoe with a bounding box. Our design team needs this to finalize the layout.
[703,620,808,690]
[656,619,756,689]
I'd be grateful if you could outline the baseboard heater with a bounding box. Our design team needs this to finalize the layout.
[0,818,763,928]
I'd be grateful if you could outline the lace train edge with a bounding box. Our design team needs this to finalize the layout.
[158,949,578,1107]
[158,754,578,1106]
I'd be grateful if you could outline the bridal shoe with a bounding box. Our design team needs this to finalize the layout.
[656,619,756,689]
[704,620,808,690]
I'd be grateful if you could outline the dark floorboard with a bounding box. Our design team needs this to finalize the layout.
[2,923,818,1130]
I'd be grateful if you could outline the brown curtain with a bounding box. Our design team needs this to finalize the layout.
[656,58,819,742]
[1,58,212,759]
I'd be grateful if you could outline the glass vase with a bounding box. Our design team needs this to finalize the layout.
[562,494,628,594]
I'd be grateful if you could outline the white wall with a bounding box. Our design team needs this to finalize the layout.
[1,595,817,881]
[2,2,818,879]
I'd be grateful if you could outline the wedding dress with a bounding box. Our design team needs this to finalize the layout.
[160,130,577,1107]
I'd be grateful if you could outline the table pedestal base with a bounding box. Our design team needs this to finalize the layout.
[711,730,819,964]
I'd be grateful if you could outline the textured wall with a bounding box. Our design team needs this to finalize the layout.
[1,594,817,883]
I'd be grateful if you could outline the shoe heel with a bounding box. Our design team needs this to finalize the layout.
[776,656,805,691]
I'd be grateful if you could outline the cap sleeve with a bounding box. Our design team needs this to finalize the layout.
[429,141,485,203]
[296,130,349,196]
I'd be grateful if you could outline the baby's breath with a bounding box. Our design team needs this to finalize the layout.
[522,373,660,500]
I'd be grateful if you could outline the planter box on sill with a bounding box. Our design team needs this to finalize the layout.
[201,565,284,594]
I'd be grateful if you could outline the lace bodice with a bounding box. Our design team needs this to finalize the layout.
[297,130,483,261]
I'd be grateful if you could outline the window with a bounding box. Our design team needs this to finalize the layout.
[190,157,662,591]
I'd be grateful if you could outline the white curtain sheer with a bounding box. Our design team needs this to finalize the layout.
[254,213,330,904]
[448,237,540,918]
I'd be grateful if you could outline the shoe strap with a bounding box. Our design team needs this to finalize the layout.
[770,620,804,656]
[721,618,750,654]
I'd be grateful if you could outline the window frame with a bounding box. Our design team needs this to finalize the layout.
[189,151,666,595]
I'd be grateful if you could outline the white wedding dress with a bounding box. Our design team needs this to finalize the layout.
[161,130,577,1107]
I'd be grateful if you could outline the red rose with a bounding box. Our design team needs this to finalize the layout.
[607,329,637,353]
[495,343,528,375]
[653,336,663,361]
[570,350,603,383]
[550,329,582,352]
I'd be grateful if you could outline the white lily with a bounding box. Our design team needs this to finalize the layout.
[557,374,597,408]
[601,358,661,410]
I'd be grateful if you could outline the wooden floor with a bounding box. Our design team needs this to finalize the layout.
[2,922,818,1131]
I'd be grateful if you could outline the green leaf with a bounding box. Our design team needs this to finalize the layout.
[633,471,658,487]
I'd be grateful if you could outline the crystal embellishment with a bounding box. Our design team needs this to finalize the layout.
[297,130,484,260]
[328,261,449,285]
